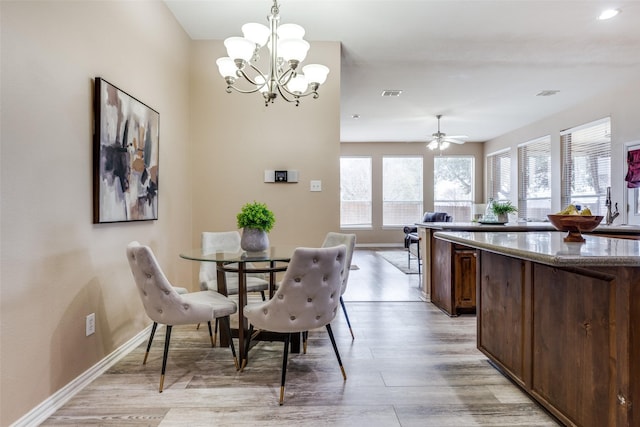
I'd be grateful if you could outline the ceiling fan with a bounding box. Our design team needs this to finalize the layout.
[427,115,468,151]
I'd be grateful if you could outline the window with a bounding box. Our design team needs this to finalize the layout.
[434,156,474,221]
[340,157,372,227]
[518,136,551,221]
[486,149,511,202]
[382,156,423,226]
[561,118,611,215]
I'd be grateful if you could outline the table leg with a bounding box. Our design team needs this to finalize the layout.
[269,260,277,299]
[216,263,231,348]
[238,262,248,370]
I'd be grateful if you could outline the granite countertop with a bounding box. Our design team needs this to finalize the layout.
[416,221,554,231]
[433,230,640,267]
[417,221,640,234]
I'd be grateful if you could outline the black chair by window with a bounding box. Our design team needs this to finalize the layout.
[403,212,452,273]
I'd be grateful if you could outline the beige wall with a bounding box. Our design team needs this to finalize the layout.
[483,79,640,218]
[340,141,485,245]
[189,40,342,249]
[0,1,193,425]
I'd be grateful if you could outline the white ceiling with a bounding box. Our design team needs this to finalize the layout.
[164,0,640,144]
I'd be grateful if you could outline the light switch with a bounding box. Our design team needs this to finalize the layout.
[310,180,322,192]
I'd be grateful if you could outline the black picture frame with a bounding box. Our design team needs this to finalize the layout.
[93,77,160,223]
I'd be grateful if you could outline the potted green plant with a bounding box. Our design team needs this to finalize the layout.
[490,200,518,223]
[237,201,275,252]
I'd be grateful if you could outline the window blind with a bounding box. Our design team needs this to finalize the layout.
[518,136,551,221]
[560,117,611,215]
[382,156,423,226]
[486,149,511,202]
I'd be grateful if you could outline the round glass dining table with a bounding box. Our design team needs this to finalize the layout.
[180,246,298,369]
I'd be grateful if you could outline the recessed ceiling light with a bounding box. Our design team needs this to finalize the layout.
[537,90,560,97]
[598,8,620,20]
[381,90,402,97]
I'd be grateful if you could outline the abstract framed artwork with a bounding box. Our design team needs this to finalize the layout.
[93,78,159,223]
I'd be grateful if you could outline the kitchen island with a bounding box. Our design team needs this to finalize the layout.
[434,230,639,427]
[416,221,640,315]
[415,222,555,313]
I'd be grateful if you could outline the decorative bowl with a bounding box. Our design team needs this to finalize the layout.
[546,214,604,242]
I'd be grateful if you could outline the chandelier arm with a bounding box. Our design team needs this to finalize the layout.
[275,84,298,104]
[238,64,269,87]
[225,84,263,95]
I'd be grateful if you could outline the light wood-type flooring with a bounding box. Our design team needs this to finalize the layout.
[42,249,561,426]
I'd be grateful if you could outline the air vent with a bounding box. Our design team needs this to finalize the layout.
[381,90,403,97]
[536,90,560,97]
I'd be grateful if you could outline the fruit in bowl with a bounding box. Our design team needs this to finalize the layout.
[547,212,604,242]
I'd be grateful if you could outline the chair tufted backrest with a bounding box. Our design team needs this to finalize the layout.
[244,245,346,333]
[199,231,242,290]
[321,232,356,296]
[127,241,213,325]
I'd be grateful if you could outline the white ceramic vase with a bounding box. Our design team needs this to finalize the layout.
[240,228,269,252]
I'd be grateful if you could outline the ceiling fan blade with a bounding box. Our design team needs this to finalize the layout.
[444,138,466,144]
[446,135,469,140]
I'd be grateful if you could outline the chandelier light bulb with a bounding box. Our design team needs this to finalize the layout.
[277,23,305,39]
[278,38,310,63]
[302,64,329,85]
[440,141,450,150]
[241,23,270,47]
[216,57,237,78]
[427,141,438,150]
[287,74,308,94]
[224,37,255,62]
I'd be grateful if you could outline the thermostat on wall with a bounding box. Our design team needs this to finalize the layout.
[264,170,299,183]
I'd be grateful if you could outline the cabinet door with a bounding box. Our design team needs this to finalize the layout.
[454,249,476,311]
[431,238,453,314]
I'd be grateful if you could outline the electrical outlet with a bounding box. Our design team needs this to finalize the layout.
[310,180,322,192]
[86,313,95,336]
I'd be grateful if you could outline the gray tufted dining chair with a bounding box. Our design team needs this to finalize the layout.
[199,231,270,341]
[244,245,347,405]
[126,241,238,392]
[200,231,269,298]
[321,232,356,341]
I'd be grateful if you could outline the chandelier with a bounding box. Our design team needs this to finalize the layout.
[215,1,329,107]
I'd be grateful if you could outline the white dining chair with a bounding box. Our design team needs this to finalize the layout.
[244,245,347,405]
[321,232,356,341]
[199,231,270,342]
[199,231,270,298]
[126,241,238,392]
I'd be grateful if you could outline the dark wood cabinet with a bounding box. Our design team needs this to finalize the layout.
[477,250,639,427]
[431,238,476,316]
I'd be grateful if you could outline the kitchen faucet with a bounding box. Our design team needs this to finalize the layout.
[605,186,619,225]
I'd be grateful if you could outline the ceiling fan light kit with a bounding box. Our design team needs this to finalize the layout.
[427,115,468,151]
[216,0,329,106]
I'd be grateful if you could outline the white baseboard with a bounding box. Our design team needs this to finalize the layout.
[10,325,153,427]
[355,243,403,248]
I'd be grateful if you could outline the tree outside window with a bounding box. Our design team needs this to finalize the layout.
[434,156,474,221]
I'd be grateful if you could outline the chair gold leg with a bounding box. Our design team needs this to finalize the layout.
[207,321,215,347]
[159,374,165,393]
[143,351,150,365]
[340,365,347,380]
[279,386,285,406]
